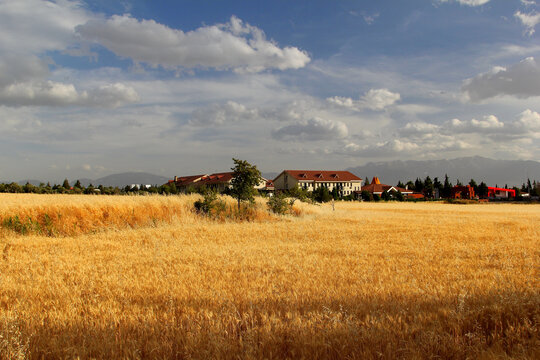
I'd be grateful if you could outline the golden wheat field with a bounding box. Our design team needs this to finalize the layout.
[0,194,538,359]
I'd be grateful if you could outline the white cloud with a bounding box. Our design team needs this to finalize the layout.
[445,115,505,132]
[327,88,400,111]
[76,15,310,72]
[462,57,540,101]
[0,1,138,108]
[0,0,90,55]
[514,109,540,130]
[521,0,536,6]
[0,81,138,108]
[272,117,348,141]
[402,121,441,135]
[189,101,259,126]
[515,10,540,36]
[437,0,491,6]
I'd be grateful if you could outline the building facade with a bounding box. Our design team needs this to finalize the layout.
[273,170,362,197]
[168,172,269,193]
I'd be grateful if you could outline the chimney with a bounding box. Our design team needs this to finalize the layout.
[405,185,408,190]
[174,176,178,182]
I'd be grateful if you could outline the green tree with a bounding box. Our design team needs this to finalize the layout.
[360,190,373,202]
[62,179,70,189]
[424,176,433,198]
[442,174,452,198]
[531,181,539,196]
[194,190,218,215]
[287,185,310,203]
[230,158,262,210]
[406,180,415,191]
[414,178,424,193]
[267,193,290,215]
[312,186,332,203]
[477,182,489,198]
[74,180,82,189]
[331,186,339,200]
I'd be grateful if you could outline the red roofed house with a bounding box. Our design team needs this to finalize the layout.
[168,174,208,192]
[199,172,235,193]
[273,170,362,197]
[168,172,269,193]
[487,187,515,199]
[357,177,417,199]
[450,185,475,199]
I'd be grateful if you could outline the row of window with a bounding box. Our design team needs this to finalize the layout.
[301,183,360,191]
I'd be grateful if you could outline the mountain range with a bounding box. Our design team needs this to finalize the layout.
[5,172,170,188]
[346,156,540,187]
[3,157,539,188]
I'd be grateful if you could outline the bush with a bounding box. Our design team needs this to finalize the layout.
[267,194,290,215]
[312,187,332,203]
[361,190,373,202]
[194,190,218,215]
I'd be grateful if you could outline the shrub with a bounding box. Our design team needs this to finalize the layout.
[194,191,218,215]
[267,194,290,215]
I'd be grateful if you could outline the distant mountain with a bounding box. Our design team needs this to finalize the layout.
[17,179,44,186]
[2,173,170,188]
[262,172,278,181]
[73,178,94,187]
[92,172,170,187]
[346,156,540,187]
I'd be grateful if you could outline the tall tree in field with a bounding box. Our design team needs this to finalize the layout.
[442,174,452,198]
[424,176,433,198]
[230,158,262,210]
[62,179,70,189]
[477,182,489,198]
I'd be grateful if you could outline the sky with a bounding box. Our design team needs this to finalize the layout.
[0,0,539,182]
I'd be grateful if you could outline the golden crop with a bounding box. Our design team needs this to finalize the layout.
[0,194,538,359]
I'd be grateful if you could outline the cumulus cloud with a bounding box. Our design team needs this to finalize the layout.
[0,1,138,108]
[327,88,400,111]
[445,115,505,133]
[272,117,348,141]
[189,101,259,126]
[402,121,441,135]
[76,15,310,72]
[462,57,540,101]
[514,109,540,131]
[400,111,540,142]
[0,81,139,108]
[515,10,540,36]
[0,0,90,55]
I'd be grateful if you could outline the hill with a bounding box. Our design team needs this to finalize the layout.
[90,172,170,187]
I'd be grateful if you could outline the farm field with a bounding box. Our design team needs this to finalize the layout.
[0,194,539,359]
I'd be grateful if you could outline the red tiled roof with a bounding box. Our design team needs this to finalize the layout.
[280,170,361,182]
[200,172,234,185]
[170,174,206,187]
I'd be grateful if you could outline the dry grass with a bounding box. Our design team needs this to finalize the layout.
[0,194,538,359]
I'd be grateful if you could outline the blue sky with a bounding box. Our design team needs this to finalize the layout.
[0,0,539,181]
